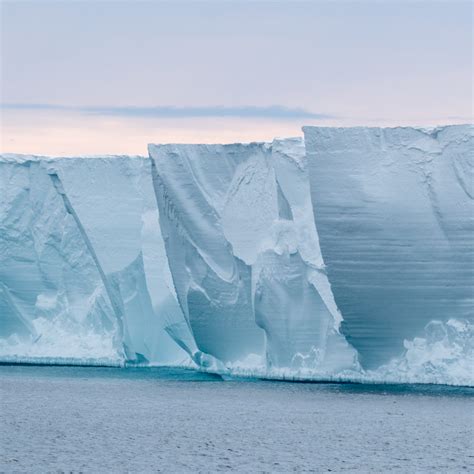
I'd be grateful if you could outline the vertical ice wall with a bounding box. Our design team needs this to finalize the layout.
[253,139,356,371]
[2,126,472,384]
[0,154,194,365]
[303,125,474,369]
[149,139,356,371]
[0,155,119,362]
[48,156,197,364]
[149,143,266,364]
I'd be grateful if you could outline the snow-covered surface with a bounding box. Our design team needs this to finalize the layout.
[1,125,472,386]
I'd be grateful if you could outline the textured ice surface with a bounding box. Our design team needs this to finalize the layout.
[149,139,355,370]
[1,126,472,386]
[303,125,474,372]
[0,156,120,363]
[0,154,192,365]
[374,318,474,386]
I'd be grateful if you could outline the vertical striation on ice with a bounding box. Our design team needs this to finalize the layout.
[46,156,194,364]
[0,155,119,362]
[253,138,356,372]
[2,124,472,386]
[149,143,266,364]
[0,154,193,365]
[303,125,474,370]
[149,139,356,371]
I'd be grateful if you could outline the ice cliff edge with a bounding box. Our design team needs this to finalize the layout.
[1,125,472,385]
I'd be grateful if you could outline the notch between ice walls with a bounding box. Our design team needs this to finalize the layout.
[0,124,472,385]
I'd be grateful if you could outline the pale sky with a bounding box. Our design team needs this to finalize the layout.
[1,0,472,155]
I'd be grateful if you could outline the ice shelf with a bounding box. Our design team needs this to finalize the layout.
[1,125,472,386]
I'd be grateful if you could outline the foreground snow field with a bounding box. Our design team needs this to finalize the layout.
[0,125,472,385]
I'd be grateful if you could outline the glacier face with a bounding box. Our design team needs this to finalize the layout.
[148,138,355,371]
[1,125,472,385]
[303,125,474,371]
[0,154,194,365]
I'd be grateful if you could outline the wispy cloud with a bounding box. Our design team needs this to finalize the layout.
[1,103,334,120]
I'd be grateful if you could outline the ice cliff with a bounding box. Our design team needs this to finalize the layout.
[0,154,197,365]
[149,139,356,372]
[303,125,473,380]
[1,125,472,385]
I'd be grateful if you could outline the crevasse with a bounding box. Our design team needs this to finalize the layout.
[1,125,472,386]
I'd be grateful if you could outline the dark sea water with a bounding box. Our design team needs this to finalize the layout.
[1,365,473,473]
